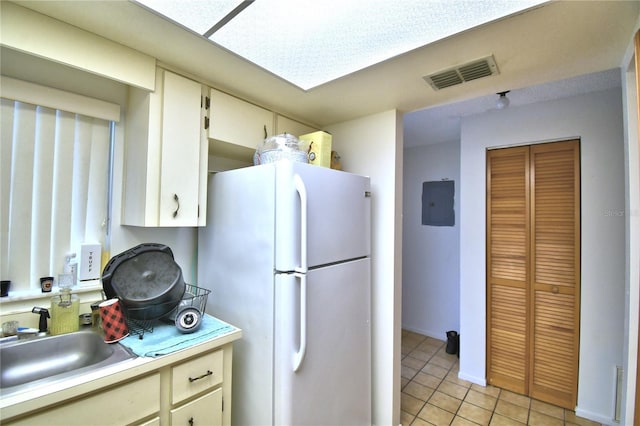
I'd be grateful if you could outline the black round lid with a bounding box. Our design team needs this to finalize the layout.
[110,251,182,304]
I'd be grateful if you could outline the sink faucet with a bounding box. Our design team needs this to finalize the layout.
[32,307,49,332]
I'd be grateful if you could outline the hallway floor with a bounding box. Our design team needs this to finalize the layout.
[401,330,601,426]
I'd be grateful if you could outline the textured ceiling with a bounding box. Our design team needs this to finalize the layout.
[7,1,639,148]
[403,67,623,148]
[136,0,545,90]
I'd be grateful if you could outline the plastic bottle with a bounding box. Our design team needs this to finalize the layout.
[49,285,80,335]
[64,253,78,286]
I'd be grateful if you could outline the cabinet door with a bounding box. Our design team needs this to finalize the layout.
[5,374,160,425]
[122,68,206,227]
[275,114,316,137]
[136,417,160,426]
[159,71,203,226]
[208,88,273,160]
[170,388,223,426]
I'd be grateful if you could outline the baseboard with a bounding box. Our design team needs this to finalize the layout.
[575,407,616,426]
[457,371,486,387]
[402,325,448,342]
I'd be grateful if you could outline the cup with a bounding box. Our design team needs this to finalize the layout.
[0,280,10,297]
[40,276,54,293]
[99,298,129,343]
[2,320,18,337]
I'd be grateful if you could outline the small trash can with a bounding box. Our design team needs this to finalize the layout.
[446,330,459,355]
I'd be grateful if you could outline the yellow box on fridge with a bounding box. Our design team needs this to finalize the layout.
[299,131,332,168]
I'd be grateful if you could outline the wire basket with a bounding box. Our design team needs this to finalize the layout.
[125,284,211,339]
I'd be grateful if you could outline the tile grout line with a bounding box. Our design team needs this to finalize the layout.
[402,331,602,426]
[404,334,502,425]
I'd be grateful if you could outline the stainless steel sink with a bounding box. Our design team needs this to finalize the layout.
[0,330,135,393]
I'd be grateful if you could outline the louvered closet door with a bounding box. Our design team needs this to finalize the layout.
[486,146,530,394]
[486,140,580,410]
[529,140,580,408]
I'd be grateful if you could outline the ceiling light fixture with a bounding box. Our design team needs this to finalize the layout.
[496,91,510,109]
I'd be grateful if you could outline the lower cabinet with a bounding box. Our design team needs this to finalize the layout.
[6,374,161,425]
[3,344,234,426]
[171,388,222,426]
[169,349,225,425]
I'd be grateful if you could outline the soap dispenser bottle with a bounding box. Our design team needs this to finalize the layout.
[50,282,79,335]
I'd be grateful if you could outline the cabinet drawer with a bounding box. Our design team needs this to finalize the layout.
[170,388,222,426]
[172,350,223,404]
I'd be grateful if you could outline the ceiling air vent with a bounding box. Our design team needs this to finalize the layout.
[423,55,499,91]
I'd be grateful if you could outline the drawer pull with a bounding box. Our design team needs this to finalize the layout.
[189,370,213,382]
[188,417,194,426]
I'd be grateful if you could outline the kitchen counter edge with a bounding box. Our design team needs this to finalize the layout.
[0,322,242,420]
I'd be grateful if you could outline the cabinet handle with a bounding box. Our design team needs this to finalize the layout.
[189,370,213,382]
[552,286,560,294]
[264,124,267,139]
[173,193,180,218]
[188,417,194,426]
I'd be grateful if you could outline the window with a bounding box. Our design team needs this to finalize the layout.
[0,77,119,295]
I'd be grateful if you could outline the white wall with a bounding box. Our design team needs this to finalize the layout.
[620,20,640,425]
[459,88,626,424]
[326,110,403,426]
[402,142,460,338]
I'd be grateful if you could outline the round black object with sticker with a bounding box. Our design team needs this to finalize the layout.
[175,307,202,333]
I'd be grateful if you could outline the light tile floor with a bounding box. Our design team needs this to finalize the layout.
[401,330,601,426]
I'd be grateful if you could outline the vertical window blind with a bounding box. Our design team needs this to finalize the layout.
[1,98,112,293]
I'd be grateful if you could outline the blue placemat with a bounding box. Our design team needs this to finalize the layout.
[120,314,236,357]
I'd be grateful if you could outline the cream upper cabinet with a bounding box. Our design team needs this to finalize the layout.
[275,114,317,137]
[208,88,274,161]
[123,68,207,227]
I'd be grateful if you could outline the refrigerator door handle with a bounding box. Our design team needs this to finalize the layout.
[293,174,308,273]
[293,272,307,372]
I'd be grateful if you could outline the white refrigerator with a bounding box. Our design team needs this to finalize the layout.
[198,160,371,426]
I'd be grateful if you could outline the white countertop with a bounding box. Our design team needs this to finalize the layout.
[0,319,241,421]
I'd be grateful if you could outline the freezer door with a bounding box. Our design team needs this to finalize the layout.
[274,258,371,425]
[275,162,370,272]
